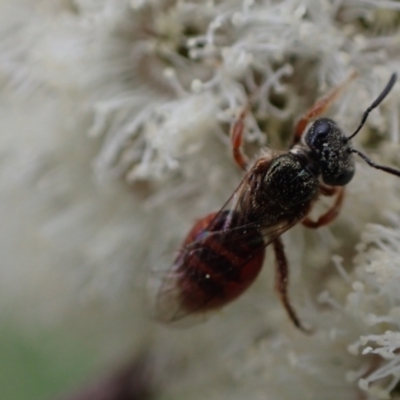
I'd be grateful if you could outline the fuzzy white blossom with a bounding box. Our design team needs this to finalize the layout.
[2,0,400,399]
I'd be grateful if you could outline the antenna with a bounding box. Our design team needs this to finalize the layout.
[351,148,400,177]
[347,73,397,141]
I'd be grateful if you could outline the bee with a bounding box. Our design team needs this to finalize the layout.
[153,72,399,332]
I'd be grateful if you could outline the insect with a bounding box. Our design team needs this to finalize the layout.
[153,72,399,332]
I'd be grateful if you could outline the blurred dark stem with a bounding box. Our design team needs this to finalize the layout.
[60,355,155,400]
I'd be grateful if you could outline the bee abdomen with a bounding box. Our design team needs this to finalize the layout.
[176,212,265,313]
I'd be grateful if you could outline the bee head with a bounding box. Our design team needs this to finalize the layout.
[304,118,355,186]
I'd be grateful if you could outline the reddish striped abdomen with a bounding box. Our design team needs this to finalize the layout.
[175,211,265,314]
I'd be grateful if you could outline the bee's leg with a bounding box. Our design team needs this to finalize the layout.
[272,237,312,334]
[318,184,337,196]
[291,72,357,146]
[230,109,249,170]
[302,187,344,228]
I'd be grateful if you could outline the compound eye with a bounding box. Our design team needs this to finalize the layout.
[309,119,331,147]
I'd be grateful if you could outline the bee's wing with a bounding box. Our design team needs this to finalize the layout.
[150,174,256,327]
[149,265,212,327]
